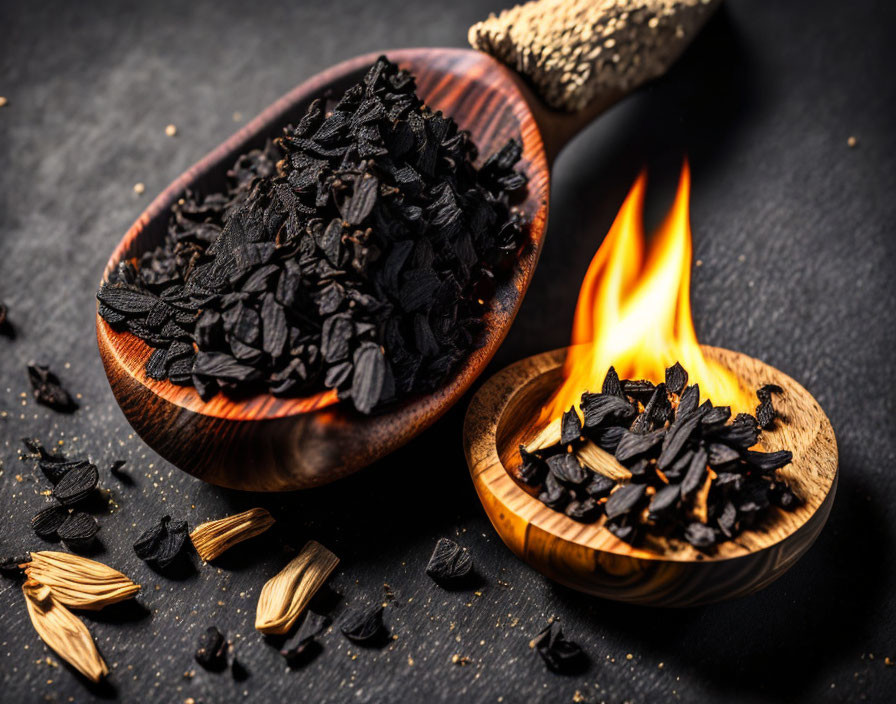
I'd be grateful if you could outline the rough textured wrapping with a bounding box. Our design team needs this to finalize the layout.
[469,0,721,111]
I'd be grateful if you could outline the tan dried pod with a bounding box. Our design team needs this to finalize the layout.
[25,551,140,610]
[255,540,339,635]
[576,440,632,482]
[190,507,276,562]
[523,417,562,453]
[22,579,109,682]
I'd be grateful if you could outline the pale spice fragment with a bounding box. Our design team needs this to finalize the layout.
[22,579,108,682]
[25,551,140,610]
[524,417,562,452]
[255,540,339,635]
[576,439,632,481]
[165,124,178,137]
[190,507,275,561]
[133,182,145,195]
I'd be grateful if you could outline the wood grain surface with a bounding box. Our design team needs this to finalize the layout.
[464,346,838,606]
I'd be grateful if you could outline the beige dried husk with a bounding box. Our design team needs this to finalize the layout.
[255,540,339,635]
[576,440,632,482]
[25,551,140,610]
[190,507,276,562]
[22,579,109,682]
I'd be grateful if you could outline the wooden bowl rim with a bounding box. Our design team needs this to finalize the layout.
[464,345,839,565]
[97,48,550,422]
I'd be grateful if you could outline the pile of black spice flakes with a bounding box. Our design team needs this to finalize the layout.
[97,56,528,413]
[517,362,799,550]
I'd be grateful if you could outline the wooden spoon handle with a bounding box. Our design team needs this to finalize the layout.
[469,0,721,161]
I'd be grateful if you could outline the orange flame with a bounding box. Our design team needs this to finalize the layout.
[543,161,753,420]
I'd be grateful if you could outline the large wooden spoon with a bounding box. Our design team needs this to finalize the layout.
[97,2,720,491]
[463,346,838,607]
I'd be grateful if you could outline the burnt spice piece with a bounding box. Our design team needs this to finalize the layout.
[340,604,385,644]
[425,538,473,583]
[133,515,190,568]
[97,56,528,413]
[26,363,78,412]
[195,626,228,671]
[531,621,585,672]
[517,363,799,550]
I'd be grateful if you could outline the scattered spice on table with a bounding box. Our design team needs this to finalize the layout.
[530,620,585,673]
[97,55,528,413]
[517,363,797,550]
[27,363,78,413]
[133,515,191,568]
[425,537,473,584]
[340,603,385,645]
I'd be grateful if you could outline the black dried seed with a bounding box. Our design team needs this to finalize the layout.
[605,517,637,543]
[591,424,626,453]
[546,453,588,485]
[195,626,228,671]
[622,378,656,403]
[657,409,704,470]
[27,363,78,413]
[281,612,330,665]
[605,483,646,520]
[31,505,69,539]
[649,484,681,517]
[57,511,99,550]
[517,446,546,486]
[615,428,665,463]
[665,362,688,395]
[601,366,624,397]
[684,522,717,549]
[584,473,615,498]
[425,538,473,583]
[707,442,740,467]
[580,392,635,428]
[681,446,708,499]
[632,383,671,433]
[665,448,694,481]
[340,604,384,644]
[710,413,759,451]
[39,458,90,485]
[134,515,190,568]
[769,481,799,509]
[52,463,99,506]
[701,405,731,430]
[677,383,700,416]
[744,449,793,473]
[717,501,737,537]
[565,498,601,523]
[560,406,582,445]
[538,472,571,511]
[531,621,585,673]
[756,383,784,429]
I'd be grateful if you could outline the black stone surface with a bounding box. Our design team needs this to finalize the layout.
[1,1,894,702]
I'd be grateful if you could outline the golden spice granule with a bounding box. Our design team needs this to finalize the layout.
[165,124,178,137]
[847,136,857,148]
[133,182,146,195]
[0,96,7,107]
[469,0,721,111]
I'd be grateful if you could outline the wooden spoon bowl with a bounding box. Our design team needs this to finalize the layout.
[463,346,838,607]
[97,48,555,491]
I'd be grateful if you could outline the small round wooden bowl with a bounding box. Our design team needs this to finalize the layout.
[463,346,838,607]
[98,48,561,492]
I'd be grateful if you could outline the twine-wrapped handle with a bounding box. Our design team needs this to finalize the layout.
[469,0,721,113]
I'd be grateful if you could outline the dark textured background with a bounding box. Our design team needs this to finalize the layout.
[1,1,894,702]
